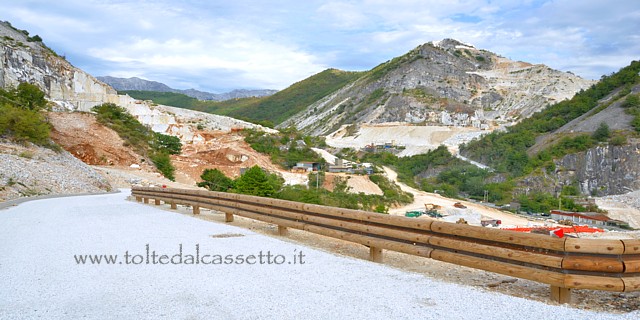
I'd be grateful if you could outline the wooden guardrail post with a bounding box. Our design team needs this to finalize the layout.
[370,247,383,263]
[154,199,161,205]
[129,186,640,303]
[278,226,289,236]
[550,286,572,304]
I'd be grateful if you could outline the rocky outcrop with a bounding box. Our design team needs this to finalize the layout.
[0,21,273,141]
[556,142,640,196]
[280,39,594,136]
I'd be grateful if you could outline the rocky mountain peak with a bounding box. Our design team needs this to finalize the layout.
[430,38,476,50]
[280,39,595,137]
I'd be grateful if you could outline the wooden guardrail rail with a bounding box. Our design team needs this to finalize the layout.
[132,186,640,304]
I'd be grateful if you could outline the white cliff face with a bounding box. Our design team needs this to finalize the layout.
[0,21,273,143]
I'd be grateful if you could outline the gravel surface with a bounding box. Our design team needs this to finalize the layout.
[597,190,640,229]
[0,141,112,202]
[1,191,638,319]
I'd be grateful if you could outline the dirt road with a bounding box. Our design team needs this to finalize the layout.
[383,166,534,227]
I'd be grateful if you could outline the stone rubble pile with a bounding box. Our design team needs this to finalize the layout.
[0,142,112,202]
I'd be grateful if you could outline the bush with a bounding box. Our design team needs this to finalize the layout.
[198,169,235,191]
[592,122,610,141]
[153,132,182,155]
[150,153,175,181]
[0,84,51,145]
[14,83,47,110]
[621,94,639,109]
[234,165,283,197]
[27,35,42,42]
[609,134,627,146]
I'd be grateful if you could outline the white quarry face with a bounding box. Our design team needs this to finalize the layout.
[0,23,275,144]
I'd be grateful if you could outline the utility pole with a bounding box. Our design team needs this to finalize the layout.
[556,185,562,210]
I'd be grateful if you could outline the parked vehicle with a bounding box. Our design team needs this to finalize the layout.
[453,202,467,209]
[481,219,502,227]
[405,211,423,218]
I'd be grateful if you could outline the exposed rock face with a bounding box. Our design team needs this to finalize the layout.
[517,141,640,197]
[97,76,277,101]
[0,21,272,139]
[556,142,640,196]
[280,39,594,136]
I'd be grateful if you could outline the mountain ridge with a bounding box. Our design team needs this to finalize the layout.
[279,39,595,136]
[97,76,277,101]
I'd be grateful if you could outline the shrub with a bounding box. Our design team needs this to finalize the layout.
[234,165,283,197]
[0,84,51,145]
[621,94,639,108]
[27,35,42,42]
[150,153,175,181]
[592,122,610,141]
[153,132,182,155]
[197,168,235,191]
[14,82,47,110]
[0,105,50,144]
[609,134,627,146]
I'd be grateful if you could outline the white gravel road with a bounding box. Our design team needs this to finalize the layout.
[0,191,636,319]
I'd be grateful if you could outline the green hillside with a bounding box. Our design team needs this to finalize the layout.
[359,61,640,212]
[123,68,363,127]
[461,60,640,177]
[121,90,199,108]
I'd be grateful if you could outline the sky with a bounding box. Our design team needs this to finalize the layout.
[1,0,639,93]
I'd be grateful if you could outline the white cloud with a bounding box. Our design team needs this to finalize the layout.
[88,31,325,90]
[317,2,371,29]
[1,0,638,90]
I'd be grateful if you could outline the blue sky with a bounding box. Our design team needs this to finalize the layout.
[1,0,638,93]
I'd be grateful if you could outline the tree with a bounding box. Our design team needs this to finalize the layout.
[198,169,235,192]
[153,132,182,155]
[592,122,610,142]
[234,166,283,197]
[15,82,47,110]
